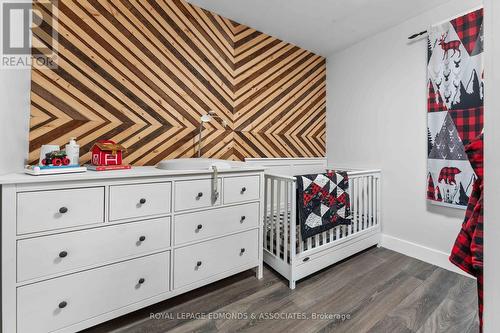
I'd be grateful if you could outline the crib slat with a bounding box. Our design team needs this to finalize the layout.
[361,176,365,230]
[355,177,359,232]
[264,177,268,251]
[349,178,353,234]
[373,176,376,227]
[298,227,302,253]
[270,179,275,255]
[377,177,381,226]
[299,230,304,253]
[360,178,363,231]
[353,177,358,231]
[351,177,356,232]
[276,179,282,258]
[350,178,355,235]
[373,177,376,226]
[283,180,289,263]
[366,176,373,227]
[350,177,354,234]
[356,177,360,230]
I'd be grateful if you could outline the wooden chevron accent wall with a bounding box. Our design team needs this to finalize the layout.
[29,0,326,165]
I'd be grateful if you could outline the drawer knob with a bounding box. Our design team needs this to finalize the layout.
[197,224,203,230]
[138,278,145,284]
[241,216,246,222]
[196,261,202,267]
[241,187,247,193]
[197,192,203,198]
[58,301,67,309]
[59,207,68,214]
[240,248,246,254]
[58,251,68,258]
[139,236,146,242]
[139,198,147,204]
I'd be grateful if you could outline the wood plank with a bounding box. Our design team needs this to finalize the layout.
[368,268,467,332]
[326,272,422,333]
[416,298,478,333]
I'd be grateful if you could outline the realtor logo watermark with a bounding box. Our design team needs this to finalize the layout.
[1,0,58,69]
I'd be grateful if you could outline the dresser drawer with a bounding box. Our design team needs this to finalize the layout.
[174,229,258,289]
[17,252,170,333]
[17,187,105,235]
[109,182,171,221]
[174,202,259,245]
[223,175,260,204]
[17,217,171,282]
[175,178,222,211]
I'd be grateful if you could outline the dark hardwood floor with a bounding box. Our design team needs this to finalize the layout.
[83,247,478,333]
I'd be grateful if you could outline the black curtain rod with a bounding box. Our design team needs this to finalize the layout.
[408,30,428,40]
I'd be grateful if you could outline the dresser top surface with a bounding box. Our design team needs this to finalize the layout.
[0,166,266,185]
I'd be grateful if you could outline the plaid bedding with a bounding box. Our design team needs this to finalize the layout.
[296,171,352,239]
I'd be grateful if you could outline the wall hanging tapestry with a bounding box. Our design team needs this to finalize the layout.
[427,8,484,209]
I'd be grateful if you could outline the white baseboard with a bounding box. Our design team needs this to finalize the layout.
[380,234,475,279]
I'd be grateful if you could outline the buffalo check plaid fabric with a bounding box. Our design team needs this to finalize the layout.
[450,8,483,55]
[296,171,351,239]
[426,173,436,200]
[450,134,483,331]
[427,80,447,112]
[438,167,461,185]
[449,107,484,146]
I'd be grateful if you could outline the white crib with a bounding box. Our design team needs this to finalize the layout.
[245,158,382,289]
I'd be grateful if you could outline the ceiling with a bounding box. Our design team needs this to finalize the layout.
[187,0,454,56]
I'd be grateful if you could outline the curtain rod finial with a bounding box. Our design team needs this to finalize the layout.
[408,30,428,40]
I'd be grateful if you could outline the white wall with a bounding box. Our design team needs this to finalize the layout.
[483,0,500,330]
[326,0,482,274]
[0,0,31,175]
[0,68,31,175]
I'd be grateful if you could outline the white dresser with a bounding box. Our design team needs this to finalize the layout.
[0,166,265,333]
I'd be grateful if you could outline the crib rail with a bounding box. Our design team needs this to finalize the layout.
[264,169,381,262]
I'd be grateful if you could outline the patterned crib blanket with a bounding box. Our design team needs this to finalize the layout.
[296,170,352,239]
